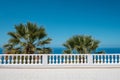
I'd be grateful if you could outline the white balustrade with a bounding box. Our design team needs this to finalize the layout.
[0,54,120,66]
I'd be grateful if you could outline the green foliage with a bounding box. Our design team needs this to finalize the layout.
[3,22,52,54]
[63,35,100,54]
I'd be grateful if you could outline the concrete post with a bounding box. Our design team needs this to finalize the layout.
[43,54,48,65]
[88,54,93,64]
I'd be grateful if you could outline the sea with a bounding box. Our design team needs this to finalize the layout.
[0,47,120,54]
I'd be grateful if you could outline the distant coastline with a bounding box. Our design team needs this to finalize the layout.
[0,47,120,54]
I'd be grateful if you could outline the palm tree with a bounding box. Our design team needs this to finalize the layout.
[63,35,100,54]
[3,22,52,54]
[63,38,75,54]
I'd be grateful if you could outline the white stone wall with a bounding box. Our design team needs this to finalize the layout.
[0,68,120,80]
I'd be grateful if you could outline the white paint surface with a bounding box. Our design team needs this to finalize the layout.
[0,68,120,80]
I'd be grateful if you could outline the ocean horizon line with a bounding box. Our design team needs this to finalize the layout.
[0,47,120,54]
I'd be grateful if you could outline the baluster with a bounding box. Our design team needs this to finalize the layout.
[33,55,36,64]
[82,55,85,64]
[17,55,19,64]
[36,55,39,64]
[60,55,62,64]
[75,55,77,64]
[85,55,87,64]
[53,55,55,64]
[37,55,40,64]
[119,55,120,63]
[97,55,100,64]
[47,55,50,64]
[75,55,78,64]
[102,55,104,64]
[83,55,86,64]
[80,55,82,63]
[6,55,9,64]
[32,55,34,64]
[74,55,77,64]
[55,55,57,64]
[52,55,55,64]
[65,55,67,64]
[110,55,113,64]
[73,55,75,64]
[64,55,66,64]
[95,55,97,64]
[112,55,115,63]
[27,55,30,64]
[33,55,35,64]
[11,55,13,64]
[8,55,10,64]
[79,55,81,63]
[46,55,50,64]
[94,55,97,64]
[101,55,103,64]
[51,55,54,64]
[69,55,71,64]
[71,55,73,64]
[31,55,33,64]
[35,55,37,64]
[19,55,22,64]
[59,55,61,64]
[62,55,64,64]
[97,55,99,64]
[50,55,53,64]
[100,55,102,64]
[0,55,2,64]
[115,55,117,64]
[57,55,59,64]
[82,55,84,64]
[70,55,72,64]
[93,55,95,64]
[113,55,115,63]
[79,55,80,64]
[111,55,114,64]
[41,55,43,64]
[86,55,87,64]
[34,55,36,64]
[15,55,18,64]
[23,55,26,64]
[117,55,119,63]
[3,55,6,64]
[68,55,70,64]
[63,55,65,64]
[49,55,51,64]
[107,55,109,64]
[104,55,107,64]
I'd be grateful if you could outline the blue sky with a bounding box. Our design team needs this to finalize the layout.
[0,0,120,48]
